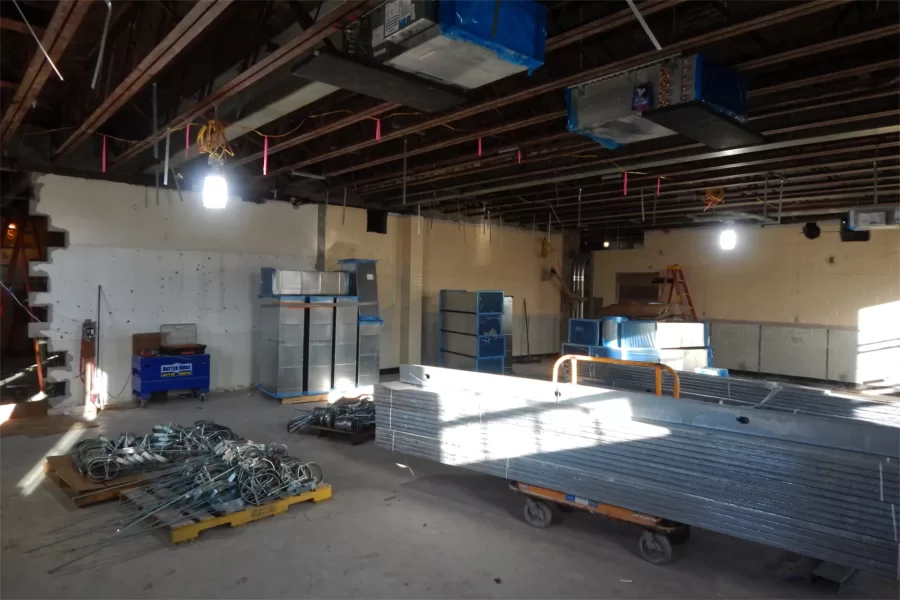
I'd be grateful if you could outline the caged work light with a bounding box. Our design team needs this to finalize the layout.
[203,156,228,209]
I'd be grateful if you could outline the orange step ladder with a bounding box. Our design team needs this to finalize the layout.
[655,264,698,321]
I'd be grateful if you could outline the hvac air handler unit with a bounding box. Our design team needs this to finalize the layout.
[295,0,546,113]
[567,54,763,150]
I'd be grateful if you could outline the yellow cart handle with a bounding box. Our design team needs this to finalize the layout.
[552,354,681,398]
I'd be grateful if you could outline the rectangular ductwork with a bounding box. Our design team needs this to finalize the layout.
[292,49,467,112]
[352,0,546,91]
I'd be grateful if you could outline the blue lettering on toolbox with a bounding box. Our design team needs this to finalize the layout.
[161,363,193,377]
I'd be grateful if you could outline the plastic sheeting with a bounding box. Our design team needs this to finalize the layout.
[439,0,546,74]
[568,319,601,346]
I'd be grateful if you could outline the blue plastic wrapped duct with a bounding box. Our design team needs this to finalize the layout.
[439,0,546,75]
[568,319,601,346]
[600,316,628,347]
[692,54,748,123]
[590,346,661,362]
[619,320,658,349]
[561,343,591,356]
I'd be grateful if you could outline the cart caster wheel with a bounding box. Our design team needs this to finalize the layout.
[200,394,206,402]
[638,530,673,565]
[523,498,553,528]
[140,397,147,409]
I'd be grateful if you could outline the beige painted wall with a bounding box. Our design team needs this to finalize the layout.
[420,218,563,364]
[325,206,563,368]
[593,225,900,328]
[324,206,404,368]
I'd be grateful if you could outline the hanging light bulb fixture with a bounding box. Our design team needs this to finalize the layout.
[197,120,232,210]
[719,226,737,251]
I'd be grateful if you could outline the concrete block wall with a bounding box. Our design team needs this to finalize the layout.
[32,174,318,409]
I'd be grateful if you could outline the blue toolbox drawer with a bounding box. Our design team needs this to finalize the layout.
[132,354,210,406]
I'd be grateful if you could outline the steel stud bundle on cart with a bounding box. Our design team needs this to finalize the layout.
[375,363,900,578]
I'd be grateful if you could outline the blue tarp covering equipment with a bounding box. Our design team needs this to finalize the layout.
[439,0,546,74]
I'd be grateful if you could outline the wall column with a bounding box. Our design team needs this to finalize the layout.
[398,215,423,365]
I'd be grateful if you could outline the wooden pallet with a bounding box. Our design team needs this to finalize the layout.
[44,455,152,507]
[306,425,375,446]
[281,393,328,405]
[121,483,333,544]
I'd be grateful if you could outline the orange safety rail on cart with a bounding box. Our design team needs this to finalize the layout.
[551,354,681,398]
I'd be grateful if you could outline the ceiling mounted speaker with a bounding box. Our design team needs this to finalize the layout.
[802,222,821,240]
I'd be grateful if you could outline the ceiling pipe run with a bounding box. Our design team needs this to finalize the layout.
[385,125,900,209]
[345,85,896,198]
[572,188,900,229]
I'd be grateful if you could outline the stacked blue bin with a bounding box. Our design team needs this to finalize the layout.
[439,290,506,374]
[563,318,714,368]
[565,318,661,362]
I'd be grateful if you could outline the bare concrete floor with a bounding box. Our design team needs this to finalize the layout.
[2,384,897,599]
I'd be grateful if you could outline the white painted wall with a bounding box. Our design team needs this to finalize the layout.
[32,174,318,408]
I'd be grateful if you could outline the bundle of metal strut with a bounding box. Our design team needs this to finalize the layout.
[36,439,325,574]
[374,365,900,579]
[566,362,900,428]
[71,420,241,481]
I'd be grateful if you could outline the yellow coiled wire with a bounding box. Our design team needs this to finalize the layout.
[196,120,233,160]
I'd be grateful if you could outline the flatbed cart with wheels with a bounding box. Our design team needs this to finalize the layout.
[510,481,690,565]
[509,355,689,563]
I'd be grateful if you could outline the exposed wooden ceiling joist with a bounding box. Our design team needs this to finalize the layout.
[0,1,93,144]
[54,0,235,159]
[109,0,372,169]
[0,15,44,37]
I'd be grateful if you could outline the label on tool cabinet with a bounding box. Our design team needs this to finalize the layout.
[161,363,193,377]
[384,0,400,37]
[371,23,384,47]
[366,274,374,280]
